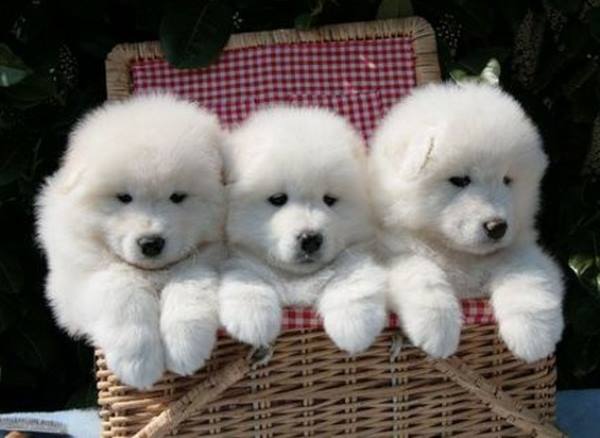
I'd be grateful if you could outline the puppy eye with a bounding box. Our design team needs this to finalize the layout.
[116,193,132,204]
[503,176,512,186]
[170,192,188,204]
[448,176,471,188]
[323,195,338,207]
[268,193,288,207]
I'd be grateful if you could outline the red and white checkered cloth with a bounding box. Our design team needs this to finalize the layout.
[131,36,494,327]
[280,300,494,331]
[131,37,416,138]
[217,300,493,334]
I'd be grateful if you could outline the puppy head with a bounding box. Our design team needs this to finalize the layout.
[54,94,224,269]
[370,83,547,255]
[225,106,373,274]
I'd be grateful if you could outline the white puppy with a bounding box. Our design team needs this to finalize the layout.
[370,83,564,362]
[36,94,225,388]
[219,106,387,354]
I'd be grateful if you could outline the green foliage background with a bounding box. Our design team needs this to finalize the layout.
[0,0,599,411]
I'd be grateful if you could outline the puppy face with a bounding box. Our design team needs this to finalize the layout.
[58,94,224,269]
[370,83,547,255]
[225,107,373,274]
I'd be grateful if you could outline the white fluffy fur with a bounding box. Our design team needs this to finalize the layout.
[219,106,387,354]
[370,83,564,362]
[36,94,226,388]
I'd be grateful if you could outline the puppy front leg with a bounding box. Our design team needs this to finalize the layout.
[389,255,462,358]
[83,267,164,389]
[490,245,564,362]
[319,253,387,355]
[219,268,281,347]
[160,264,219,376]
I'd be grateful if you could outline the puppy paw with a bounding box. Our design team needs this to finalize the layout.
[220,293,281,347]
[402,300,462,358]
[162,317,217,376]
[104,332,165,389]
[322,302,386,354]
[498,315,561,363]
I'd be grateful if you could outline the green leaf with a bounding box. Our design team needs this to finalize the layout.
[456,47,510,74]
[569,253,594,277]
[569,249,600,294]
[294,0,326,30]
[449,69,469,83]
[0,44,32,87]
[294,13,316,30]
[0,74,58,109]
[480,59,501,85]
[376,0,413,19]
[450,59,501,86]
[160,0,233,69]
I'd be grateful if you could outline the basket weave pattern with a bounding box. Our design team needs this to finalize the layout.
[96,322,556,437]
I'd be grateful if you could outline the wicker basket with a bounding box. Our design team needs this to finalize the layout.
[97,17,563,437]
[96,304,560,437]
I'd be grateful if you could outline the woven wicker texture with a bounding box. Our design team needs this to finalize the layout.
[99,17,562,437]
[97,324,557,437]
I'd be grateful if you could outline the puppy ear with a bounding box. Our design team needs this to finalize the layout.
[400,125,444,177]
[55,164,85,194]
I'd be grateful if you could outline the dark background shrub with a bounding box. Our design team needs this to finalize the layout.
[0,0,598,412]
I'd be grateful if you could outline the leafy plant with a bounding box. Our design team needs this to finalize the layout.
[0,0,599,411]
[160,0,234,68]
[0,44,32,87]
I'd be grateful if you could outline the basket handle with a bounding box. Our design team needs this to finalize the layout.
[431,356,565,438]
[132,346,272,438]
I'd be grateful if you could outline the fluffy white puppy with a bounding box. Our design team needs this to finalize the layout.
[370,83,564,362]
[36,94,225,388]
[220,106,387,354]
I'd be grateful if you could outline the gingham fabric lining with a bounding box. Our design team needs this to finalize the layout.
[131,36,494,327]
[280,299,494,331]
[131,37,416,136]
[289,92,384,138]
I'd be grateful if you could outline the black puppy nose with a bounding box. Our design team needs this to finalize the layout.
[298,232,323,255]
[137,235,165,257]
[483,219,507,240]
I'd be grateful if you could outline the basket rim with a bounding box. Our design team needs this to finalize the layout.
[105,16,441,100]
